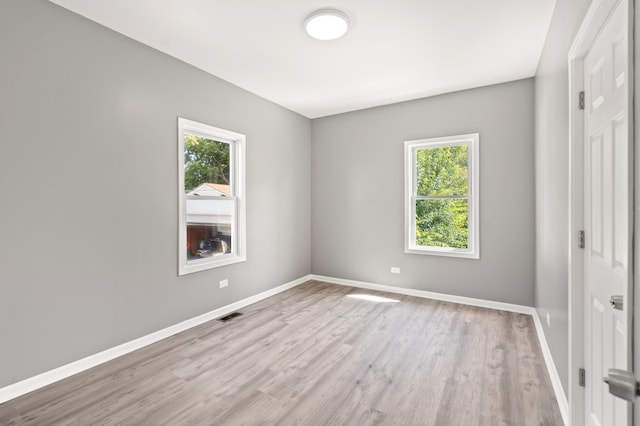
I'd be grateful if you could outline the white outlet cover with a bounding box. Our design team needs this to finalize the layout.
[220,279,229,288]
[390,267,400,274]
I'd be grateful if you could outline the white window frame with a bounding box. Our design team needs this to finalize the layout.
[178,117,246,275]
[404,133,479,259]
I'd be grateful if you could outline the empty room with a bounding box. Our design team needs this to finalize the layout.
[1,0,639,425]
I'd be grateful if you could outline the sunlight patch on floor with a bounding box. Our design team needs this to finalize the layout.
[346,294,399,303]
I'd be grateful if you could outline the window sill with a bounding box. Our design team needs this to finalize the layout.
[179,254,246,275]
[405,246,479,259]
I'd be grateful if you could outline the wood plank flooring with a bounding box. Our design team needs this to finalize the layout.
[0,281,563,425]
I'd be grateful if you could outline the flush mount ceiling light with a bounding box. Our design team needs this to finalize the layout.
[304,9,350,41]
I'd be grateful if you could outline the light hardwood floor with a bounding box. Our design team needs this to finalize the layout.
[0,281,563,425]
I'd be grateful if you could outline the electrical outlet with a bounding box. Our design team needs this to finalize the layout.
[219,279,229,288]
[546,312,551,327]
[391,267,400,274]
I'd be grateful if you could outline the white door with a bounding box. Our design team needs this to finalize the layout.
[584,0,633,424]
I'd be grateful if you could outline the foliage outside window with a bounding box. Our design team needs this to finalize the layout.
[404,133,479,259]
[178,118,246,275]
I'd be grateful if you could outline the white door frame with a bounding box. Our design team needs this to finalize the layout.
[568,0,635,424]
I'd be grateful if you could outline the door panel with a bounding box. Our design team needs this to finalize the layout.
[584,0,631,425]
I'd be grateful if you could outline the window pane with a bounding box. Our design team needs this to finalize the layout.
[184,134,231,195]
[186,198,234,261]
[179,118,246,275]
[415,199,468,249]
[416,145,468,196]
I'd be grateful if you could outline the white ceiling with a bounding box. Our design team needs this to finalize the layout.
[49,0,556,118]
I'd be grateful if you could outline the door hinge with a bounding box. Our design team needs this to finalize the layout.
[579,91,585,110]
[578,230,585,249]
[579,368,586,387]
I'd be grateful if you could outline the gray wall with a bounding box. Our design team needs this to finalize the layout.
[534,0,591,396]
[311,79,535,306]
[0,0,311,388]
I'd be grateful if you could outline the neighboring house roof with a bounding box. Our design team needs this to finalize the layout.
[189,183,230,196]
[186,183,233,225]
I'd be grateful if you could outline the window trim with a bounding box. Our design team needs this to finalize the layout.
[178,117,246,275]
[404,133,480,259]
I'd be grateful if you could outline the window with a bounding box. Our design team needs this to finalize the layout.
[404,133,479,259]
[178,118,246,275]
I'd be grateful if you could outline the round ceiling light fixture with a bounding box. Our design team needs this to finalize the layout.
[304,9,350,41]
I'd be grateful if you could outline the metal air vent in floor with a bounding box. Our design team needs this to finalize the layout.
[217,312,243,322]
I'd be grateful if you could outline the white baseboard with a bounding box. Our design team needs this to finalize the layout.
[311,274,568,425]
[311,274,536,315]
[0,274,312,405]
[532,311,569,425]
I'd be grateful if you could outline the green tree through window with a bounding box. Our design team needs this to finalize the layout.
[415,145,469,248]
[405,133,478,258]
[184,135,230,191]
